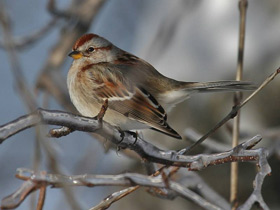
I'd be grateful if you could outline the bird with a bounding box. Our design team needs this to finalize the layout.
[67,33,255,139]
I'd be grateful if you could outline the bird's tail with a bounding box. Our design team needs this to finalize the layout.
[159,80,256,113]
[179,80,256,92]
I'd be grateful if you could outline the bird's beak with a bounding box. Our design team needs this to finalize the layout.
[68,50,83,59]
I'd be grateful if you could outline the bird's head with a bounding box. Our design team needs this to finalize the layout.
[68,33,118,64]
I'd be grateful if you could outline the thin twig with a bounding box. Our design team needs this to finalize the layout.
[36,185,46,210]
[0,19,57,50]
[184,128,230,152]
[179,171,231,209]
[47,0,72,19]
[0,2,38,111]
[91,163,179,210]
[0,180,38,209]
[231,1,248,208]
[89,186,140,210]
[180,67,280,155]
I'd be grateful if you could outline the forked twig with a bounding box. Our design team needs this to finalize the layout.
[0,180,38,209]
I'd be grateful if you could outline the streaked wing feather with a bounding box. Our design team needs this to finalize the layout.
[91,73,181,139]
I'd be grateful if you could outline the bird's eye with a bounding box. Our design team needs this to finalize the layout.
[87,47,95,52]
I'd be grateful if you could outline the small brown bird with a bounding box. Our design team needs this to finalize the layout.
[67,33,254,139]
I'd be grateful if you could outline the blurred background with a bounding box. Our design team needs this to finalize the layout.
[0,0,280,209]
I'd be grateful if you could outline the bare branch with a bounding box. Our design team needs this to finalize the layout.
[0,108,265,167]
[47,0,72,19]
[10,168,223,210]
[0,19,57,50]
[91,164,178,210]
[184,128,230,152]
[0,109,270,210]
[2,150,270,210]
[1,180,39,209]
[36,185,46,210]
[180,171,231,209]
[237,147,271,210]
[170,182,223,210]
[0,3,38,111]
[89,186,139,210]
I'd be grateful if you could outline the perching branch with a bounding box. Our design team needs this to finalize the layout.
[0,108,266,168]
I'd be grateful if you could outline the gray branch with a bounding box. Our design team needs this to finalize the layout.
[237,147,271,210]
[2,168,223,210]
[0,108,265,168]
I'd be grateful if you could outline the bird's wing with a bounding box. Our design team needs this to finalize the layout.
[84,64,181,139]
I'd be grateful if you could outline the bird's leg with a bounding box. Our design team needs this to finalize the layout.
[116,129,126,151]
[96,99,108,123]
[121,131,138,145]
[116,130,138,151]
[130,131,138,145]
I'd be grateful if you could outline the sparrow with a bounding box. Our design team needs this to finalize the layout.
[67,33,255,139]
